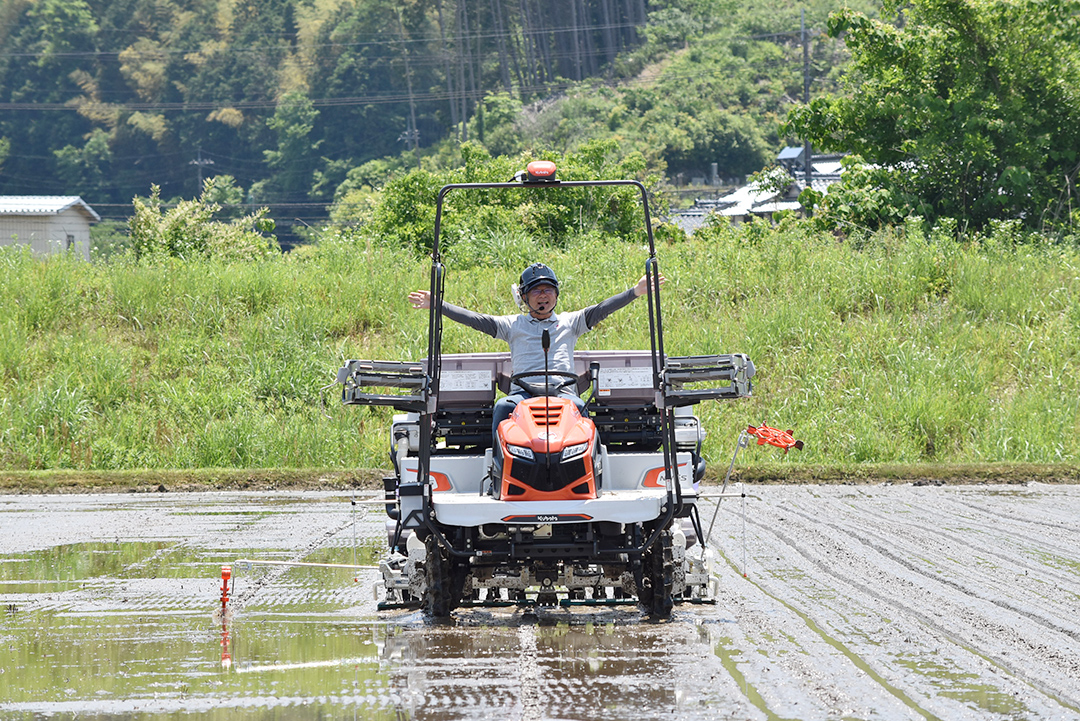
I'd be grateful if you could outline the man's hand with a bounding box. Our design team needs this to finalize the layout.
[634,273,666,297]
[408,290,431,309]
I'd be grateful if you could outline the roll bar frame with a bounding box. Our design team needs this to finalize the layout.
[417,173,681,559]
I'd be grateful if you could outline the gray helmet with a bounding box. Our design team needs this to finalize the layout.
[519,263,559,295]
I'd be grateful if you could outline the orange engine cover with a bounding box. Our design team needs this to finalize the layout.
[497,396,598,501]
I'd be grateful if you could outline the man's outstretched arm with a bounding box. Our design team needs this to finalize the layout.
[583,273,666,329]
[408,289,499,337]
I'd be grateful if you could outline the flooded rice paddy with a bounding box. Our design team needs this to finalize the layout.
[1,484,1079,720]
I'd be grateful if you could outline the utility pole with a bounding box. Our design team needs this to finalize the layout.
[396,10,421,168]
[801,9,813,191]
[189,149,214,190]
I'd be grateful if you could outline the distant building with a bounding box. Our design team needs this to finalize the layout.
[670,149,845,234]
[0,196,100,261]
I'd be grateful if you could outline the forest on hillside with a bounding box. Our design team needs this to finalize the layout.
[0,0,869,242]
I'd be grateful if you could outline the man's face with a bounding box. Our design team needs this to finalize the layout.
[527,283,557,317]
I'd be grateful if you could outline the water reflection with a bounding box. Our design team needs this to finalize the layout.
[375,610,705,721]
[0,495,727,720]
[1,609,399,720]
[894,655,1028,717]
[220,612,232,670]
[2,601,719,720]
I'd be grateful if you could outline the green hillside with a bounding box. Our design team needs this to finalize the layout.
[0,0,869,244]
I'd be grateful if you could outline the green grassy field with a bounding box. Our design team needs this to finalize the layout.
[3,218,1079,488]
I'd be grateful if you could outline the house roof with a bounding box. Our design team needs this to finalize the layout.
[714,183,776,217]
[812,160,844,175]
[0,196,101,222]
[751,199,803,215]
[666,209,711,234]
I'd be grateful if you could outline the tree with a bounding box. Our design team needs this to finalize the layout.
[53,128,112,194]
[470,92,525,156]
[201,175,247,220]
[130,181,277,261]
[784,0,1080,233]
[253,92,322,202]
[0,0,101,194]
[358,140,657,255]
[26,0,98,56]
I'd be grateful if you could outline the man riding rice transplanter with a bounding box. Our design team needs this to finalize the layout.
[407,262,664,455]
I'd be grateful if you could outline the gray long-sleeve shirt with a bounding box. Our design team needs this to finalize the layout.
[441,288,638,388]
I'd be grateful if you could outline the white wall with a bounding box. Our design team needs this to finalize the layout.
[0,208,92,261]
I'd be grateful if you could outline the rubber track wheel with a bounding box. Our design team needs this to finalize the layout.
[639,528,675,618]
[424,537,456,617]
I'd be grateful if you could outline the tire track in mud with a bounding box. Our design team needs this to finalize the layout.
[9,543,207,616]
[795,497,1080,643]
[782,490,1080,609]
[712,487,1080,718]
[701,506,922,719]
[4,496,375,618]
[898,492,1080,596]
[516,623,543,721]
[866,487,1080,569]
[226,510,373,611]
[751,514,1080,712]
[943,487,1080,535]
[703,536,942,721]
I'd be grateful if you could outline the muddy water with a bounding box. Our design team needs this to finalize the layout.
[1,486,1079,720]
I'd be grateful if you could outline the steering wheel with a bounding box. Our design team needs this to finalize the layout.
[510,371,580,397]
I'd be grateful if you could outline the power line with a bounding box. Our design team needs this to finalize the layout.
[0,19,657,61]
[0,52,817,113]
[0,22,810,69]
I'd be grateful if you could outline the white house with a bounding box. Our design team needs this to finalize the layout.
[0,196,100,261]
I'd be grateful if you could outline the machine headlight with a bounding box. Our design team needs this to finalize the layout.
[561,442,589,461]
[506,444,534,460]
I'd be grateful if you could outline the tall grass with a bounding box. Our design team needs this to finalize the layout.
[1,221,1078,471]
